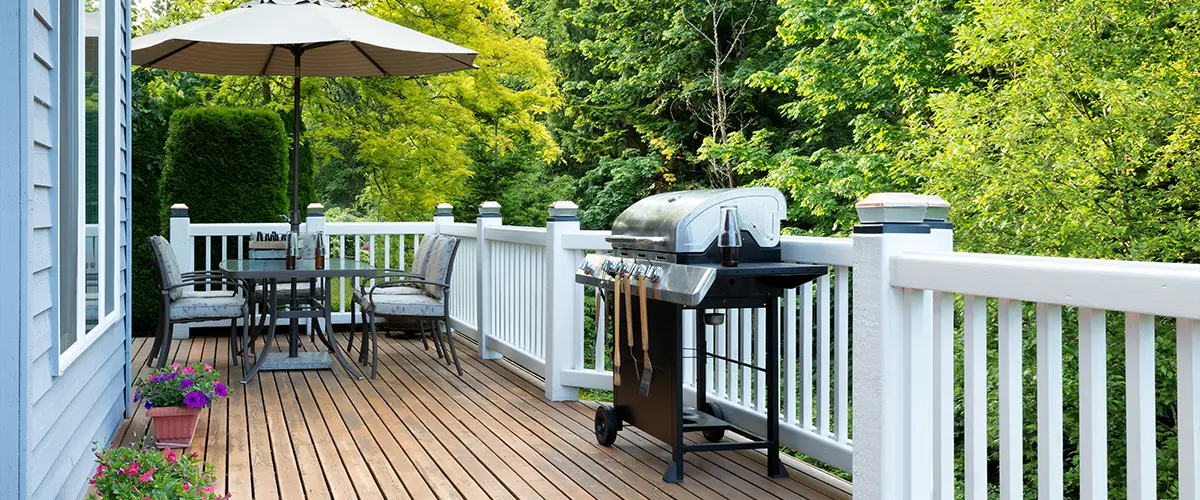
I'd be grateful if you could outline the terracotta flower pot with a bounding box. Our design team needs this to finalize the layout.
[148,406,202,449]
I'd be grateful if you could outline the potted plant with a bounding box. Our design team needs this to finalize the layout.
[86,443,230,499]
[134,363,229,449]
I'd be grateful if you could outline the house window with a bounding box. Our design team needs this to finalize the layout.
[57,0,117,371]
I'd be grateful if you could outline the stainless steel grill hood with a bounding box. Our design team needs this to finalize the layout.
[607,188,785,255]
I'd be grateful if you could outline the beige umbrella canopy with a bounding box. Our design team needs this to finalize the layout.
[132,0,478,229]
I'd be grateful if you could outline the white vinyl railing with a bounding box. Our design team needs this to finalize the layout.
[165,195,1200,497]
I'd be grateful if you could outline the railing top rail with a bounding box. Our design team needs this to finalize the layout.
[188,222,291,236]
[324,221,434,235]
[892,250,1200,319]
[486,226,547,246]
[562,230,612,251]
[439,222,477,238]
[781,235,853,267]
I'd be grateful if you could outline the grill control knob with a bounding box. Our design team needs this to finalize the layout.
[644,266,663,282]
[631,264,647,278]
[578,259,597,276]
[618,262,636,277]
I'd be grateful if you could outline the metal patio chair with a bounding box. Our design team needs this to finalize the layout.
[351,234,463,379]
[147,235,251,369]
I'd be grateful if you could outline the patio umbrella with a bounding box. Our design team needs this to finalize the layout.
[132,0,478,232]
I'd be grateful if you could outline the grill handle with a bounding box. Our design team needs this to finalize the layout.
[604,235,667,246]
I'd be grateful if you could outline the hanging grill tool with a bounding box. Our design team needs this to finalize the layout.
[576,188,827,484]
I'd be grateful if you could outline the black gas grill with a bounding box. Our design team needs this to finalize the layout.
[575,188,827,483]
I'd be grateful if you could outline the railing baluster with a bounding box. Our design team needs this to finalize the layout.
[756,307,766,411]
[964,294,987,500]
[1126,312,1156,500]
[594,291,606,371]
[339,234,346,312]
[998,298,1024,500]
[834,266,850,441]
[1180,318,1199,500]
[384,233,390,270]
[397,234,405,271]
[741,308,751,407]
[1079,307,1108,500]
[931,291,954,500]
[784,288,798,425]
[817,273,831,435]
[354,234,361,305]
[1037,303,1064,500]
[801,282,813,429]
[716,308,726,400]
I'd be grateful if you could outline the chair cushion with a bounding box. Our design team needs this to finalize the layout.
[409,233,438,277]
[422,236,457,299]
[374,285,426,296]
[170,295,247,321]
[149,235,185,301]
[356,290,444,317]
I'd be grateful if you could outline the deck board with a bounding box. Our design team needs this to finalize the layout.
[119,334,849,500]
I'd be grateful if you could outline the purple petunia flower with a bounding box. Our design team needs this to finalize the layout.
[180,379,194,390]
[183,391,208,409]
[213,381,228,398]
[144,400,155,410]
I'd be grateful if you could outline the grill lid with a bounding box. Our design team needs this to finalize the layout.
[608,188,786,254]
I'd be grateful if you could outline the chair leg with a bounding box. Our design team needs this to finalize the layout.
[429,318,448,363]
[420,319,430,351]
[147,308,166,367]
[441,318,463,377]
[348,299,357,355]
[358,307,371,365]
[229,318,239,367]
[242,309,251,369]
[156,318,174,369]
[369,313,380,380]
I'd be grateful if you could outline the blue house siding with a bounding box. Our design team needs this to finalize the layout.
[20,0,133,496]
[1,0,30,495]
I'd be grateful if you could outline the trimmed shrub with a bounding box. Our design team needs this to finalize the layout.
[159,107,290,231]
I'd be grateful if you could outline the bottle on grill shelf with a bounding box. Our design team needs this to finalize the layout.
[718,205,741,267]
[315,232,326,270]
[285,231,297,270]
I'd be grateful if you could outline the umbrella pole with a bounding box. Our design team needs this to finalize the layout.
[290,49,302,234]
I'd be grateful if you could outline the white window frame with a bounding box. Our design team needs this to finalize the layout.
[56,0,120,373]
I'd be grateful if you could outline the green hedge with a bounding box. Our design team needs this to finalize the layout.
[159,107,290,231]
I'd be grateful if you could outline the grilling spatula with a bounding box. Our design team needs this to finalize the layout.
[638,275,653,396]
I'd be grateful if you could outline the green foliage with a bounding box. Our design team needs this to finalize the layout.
[86,444,225,500]
[131,68,208,332]
[451,138,575,227]
[159,107,290,230]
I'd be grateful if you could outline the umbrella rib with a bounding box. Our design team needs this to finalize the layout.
[350,41,389,76]
[260,45,276,76]
[144,41,199,67]
[437,53,477,71]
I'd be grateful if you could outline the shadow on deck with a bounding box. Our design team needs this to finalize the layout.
[114,333,850,500]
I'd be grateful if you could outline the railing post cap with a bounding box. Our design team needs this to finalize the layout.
[478,201,502,218]
[306,202,325,215]
[547,201,579,221]
[435,203,454,216]
[170,203,189,217]
[854,192,927,224]
[916,194,951,221]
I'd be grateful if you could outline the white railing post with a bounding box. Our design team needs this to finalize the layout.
[476,201,503,360]
[851,193,940,500]
[433,202,454,232]
[168,203,193,339]
[920,195,955,500]
[543,201,581,401]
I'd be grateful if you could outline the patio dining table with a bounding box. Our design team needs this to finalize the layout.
[219,258,376,383]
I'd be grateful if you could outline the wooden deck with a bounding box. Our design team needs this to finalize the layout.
[115,333,850,500]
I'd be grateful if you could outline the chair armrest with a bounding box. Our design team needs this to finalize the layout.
[164,277,249,296]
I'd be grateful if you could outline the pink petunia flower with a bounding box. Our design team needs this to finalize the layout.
[184,483,191,491]
[203,486,215,493]
[138,468,155,483]
[182,366,196,375]
[171,363,180,370]
[124,461,140,476]
[204,364,213,372]
[163,449,177,464]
